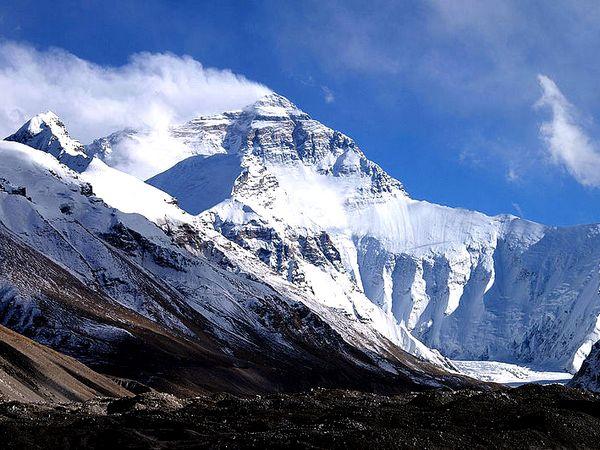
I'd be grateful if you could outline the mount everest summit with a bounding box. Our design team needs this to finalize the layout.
[2,92,600,394]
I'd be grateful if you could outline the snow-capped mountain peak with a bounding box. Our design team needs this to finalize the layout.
[146,94,600,375]
[22,110,61,134]
[5,111,89,170]
[244,92,310,120]
[7,111,86,157]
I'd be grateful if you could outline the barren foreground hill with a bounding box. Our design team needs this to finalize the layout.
[0,324,130,403]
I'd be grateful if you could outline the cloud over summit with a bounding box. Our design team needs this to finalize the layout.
[0,42,271,142]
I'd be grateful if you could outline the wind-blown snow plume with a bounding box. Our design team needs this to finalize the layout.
[0,41,271,142]
[537,74,600,187]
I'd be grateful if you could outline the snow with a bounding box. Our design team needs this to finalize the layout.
[0,140,73,178]
[247,93,308,118]
[82,157,189,224]
[148,153,241,214]
[454,360,572,386]
[25,112,55,135]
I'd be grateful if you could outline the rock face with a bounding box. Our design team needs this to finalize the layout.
[0,324,131,402]
[570,341,600,391]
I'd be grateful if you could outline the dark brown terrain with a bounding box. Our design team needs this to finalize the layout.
[0,324,130,402]
[0,384,599,449]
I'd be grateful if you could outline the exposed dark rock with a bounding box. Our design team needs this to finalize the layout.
[570,340,600,392]
[79,182,94,197]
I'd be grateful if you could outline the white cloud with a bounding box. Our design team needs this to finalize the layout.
[321,86,335,103]
[506,167,519,182]
[0,41,271,142]
[537,74,600,187]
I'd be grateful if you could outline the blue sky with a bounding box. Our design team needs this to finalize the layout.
[1,0,600,225]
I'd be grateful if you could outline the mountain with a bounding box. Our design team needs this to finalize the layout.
[142,93,600,374]
[84,111,234,179]
[0,323,131,402]
[0,136,474,395]
[5,111,89,171]
[6,92,600,389]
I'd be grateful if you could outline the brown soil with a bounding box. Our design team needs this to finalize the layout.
[0,324,130,403]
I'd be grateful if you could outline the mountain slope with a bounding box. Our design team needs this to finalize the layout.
[0,324,131,402]
[0,139,475,394]
[10,92,600,381]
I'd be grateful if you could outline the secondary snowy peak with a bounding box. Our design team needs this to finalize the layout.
[85,128,138,158]
[7,111,84,156]
[5,111,89,170]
